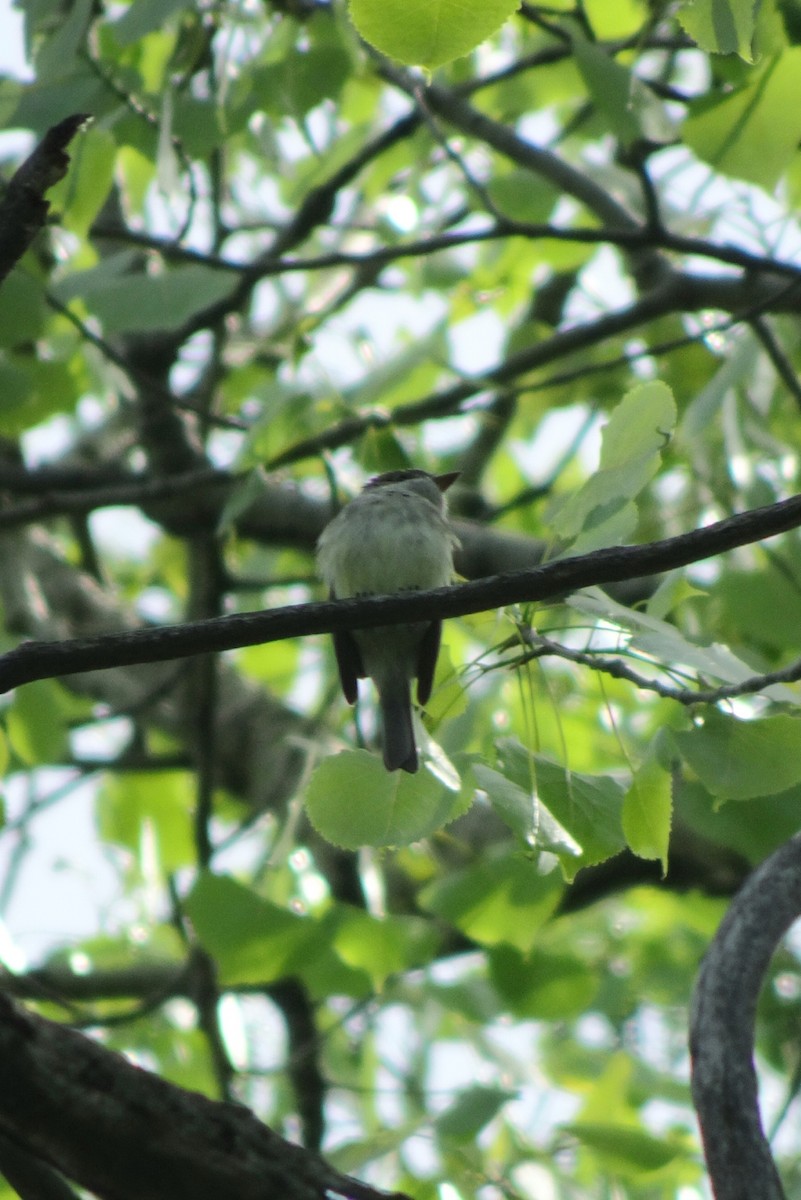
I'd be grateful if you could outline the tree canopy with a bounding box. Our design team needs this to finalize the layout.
[2,0,801,1197]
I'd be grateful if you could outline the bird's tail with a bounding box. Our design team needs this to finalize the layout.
[379,677,418,773]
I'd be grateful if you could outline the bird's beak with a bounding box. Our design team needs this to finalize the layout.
[434,471,460,492]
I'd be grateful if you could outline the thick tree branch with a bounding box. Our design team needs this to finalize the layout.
[690,833,801,1200]
[1,490,800,693]
[0,466,231,530]
[0,994,408,1200]
[0,114,88,285]
[0,1130,80,1200]
[0,466,554,588]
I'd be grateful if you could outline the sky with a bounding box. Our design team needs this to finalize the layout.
[0,2,26,79]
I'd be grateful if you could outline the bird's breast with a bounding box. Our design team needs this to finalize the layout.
[319,490,454,598]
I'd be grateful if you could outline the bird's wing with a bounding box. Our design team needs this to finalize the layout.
[415,620,442,707]
[329,586,365,704]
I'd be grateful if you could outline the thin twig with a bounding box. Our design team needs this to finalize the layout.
[515,633,801,705]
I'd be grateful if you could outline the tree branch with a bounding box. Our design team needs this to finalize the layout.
[0,1130,81,1200]
[2,489,801,693]
[0,994,408,1200]
[0,114,89,285]
[379,64,641,231]
[690,833,801,1200]
[0,466,231,530]
[86,213,801,291]
[515,633,801,705]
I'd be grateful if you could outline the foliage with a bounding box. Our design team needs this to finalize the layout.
[2,0,801,1196]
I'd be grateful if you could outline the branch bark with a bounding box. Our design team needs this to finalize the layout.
[0,1129,80,1200]
[690,833,801,1200]
[0,994,409,1200]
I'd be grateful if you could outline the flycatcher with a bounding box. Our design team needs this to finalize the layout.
[317,469,460,773]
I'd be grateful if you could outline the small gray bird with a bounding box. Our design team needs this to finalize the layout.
[317,469,460,773]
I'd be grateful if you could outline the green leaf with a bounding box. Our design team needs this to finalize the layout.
[254,47,352,120]
[53,262,240,335]
[672,712,801,801]
[564,1121,685,1174]
[678,331,756,441]
[6,681,70,765]
[96,771,195,872]
[49,125,116,238]
[418,848,564,952]
[713,564,801,658]
[677,0,760,59]
[110,0,195,44]
[490,945,597,1018]
[474,763,582,862]
[329,908,437,988]
[676,776,801,864]
[547,381,676,552]
[683,50,801,189]
[495,741,627,880]
[348,0,521,69]
[570,588,792,697]
[622,745,672,872]
[0,359,34,435]
[305,750,469,849]
[0,79,23,128]
[328,1127,422,1175]
[573,37,645,144]
[537,776,626,876]
[11,73,109,135]
[487,169,559,223]
[435,1086,515,1139]
[0,271,46,347]
[583,0,652,40]
[599,381,676,471]
[0,354,79,436]
[185,873,369,996]
[36,0,94,78]
[186,873,309,984]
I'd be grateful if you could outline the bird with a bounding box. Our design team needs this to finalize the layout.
[317,468,460,773]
